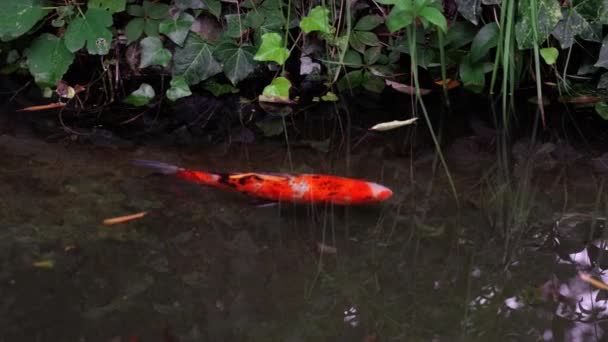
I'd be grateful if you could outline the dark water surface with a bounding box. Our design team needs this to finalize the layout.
[1,132,607,342]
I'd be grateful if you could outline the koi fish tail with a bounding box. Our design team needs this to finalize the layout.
[132,159,183,175]
[132,159,221,187]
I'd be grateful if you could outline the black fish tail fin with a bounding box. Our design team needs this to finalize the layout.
[132,160,183,175]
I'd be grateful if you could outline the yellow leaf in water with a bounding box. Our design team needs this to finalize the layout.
[32,260,55,268]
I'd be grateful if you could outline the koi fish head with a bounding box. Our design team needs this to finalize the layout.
[367,182,393,202]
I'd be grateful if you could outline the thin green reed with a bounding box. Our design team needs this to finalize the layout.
[406,24,459,204]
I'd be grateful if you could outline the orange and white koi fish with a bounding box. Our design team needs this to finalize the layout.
[133,160,393,205]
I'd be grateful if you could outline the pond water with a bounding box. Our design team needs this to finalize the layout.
[1,125,607,341]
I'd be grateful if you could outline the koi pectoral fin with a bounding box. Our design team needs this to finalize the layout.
[255,202,279,208]
[132,160,182,175]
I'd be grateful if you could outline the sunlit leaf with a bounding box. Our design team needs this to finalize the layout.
[540,47,558,65]
[124,83,155,106]
[300,6,331,34]
[260,76,291,102]
[254,32,290,65]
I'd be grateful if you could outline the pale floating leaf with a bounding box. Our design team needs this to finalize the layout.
[369,118,418,131]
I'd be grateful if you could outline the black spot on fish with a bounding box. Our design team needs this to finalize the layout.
[218,173,237,188]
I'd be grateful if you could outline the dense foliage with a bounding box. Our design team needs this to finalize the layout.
[2,0,608,118]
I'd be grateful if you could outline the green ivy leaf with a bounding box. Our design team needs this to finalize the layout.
[321,91,338,101]
[595,102,608,120]
[343,49,362,68]
[259,14,285,35]
[225,14,247,38]
[25,33,74,87]
[262,76,291,100]
[144,1,170,19]
[337,69,364,91]
[204,80,239,96]
[443,21,477,49]
[127,4,144,16]
[353,31,380,46]
[173,34,222,85]
[300,6,331,34]
[0,0,48,42]
[456,0,482,24]
[256,118,284,137]
[354,15,384,31]
[125,1,168,40]
[139,36,172,68]
[144,19,161,37]
[515,0,562,50]
[595,34,608,69]
[362,72,385,93]
[213,42,256,85]
[205,0,222,18]
[175,0,205,9]
[124,83,155,106]
[540,47,558,65]
[364,46,381,65]
[551,8,590,49]
[125,18,145,44]
[460,55,485,93]
[469,22,498,63]
[245,11,266,29]
[64,8,113,55]
[418,6,447,32]
[254,32,290,65]
[88,0,126,13]
[159,12,194,46]
[386,9,413,33]
[166,76,192,101]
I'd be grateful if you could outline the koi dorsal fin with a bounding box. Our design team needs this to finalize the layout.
[228,173,290,182]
